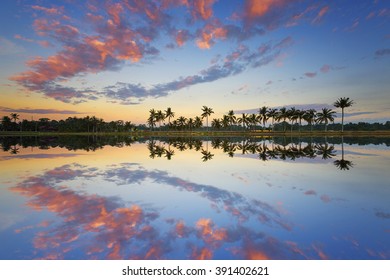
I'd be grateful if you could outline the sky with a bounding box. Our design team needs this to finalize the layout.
[0,0,389,124]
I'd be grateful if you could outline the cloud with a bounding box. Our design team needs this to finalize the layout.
[0,37,25,55]
[304,72,317,78]
[31,5,64,15]
[98,36,294,104]
[312,6,329,24]
[10,1,305,104]
[375,48,390,57]
[191,0,216,20]
[0,106,85,115]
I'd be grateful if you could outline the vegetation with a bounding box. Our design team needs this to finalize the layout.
[1,97,390,134]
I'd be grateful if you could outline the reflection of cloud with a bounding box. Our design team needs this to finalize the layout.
[375,211,390,219]
[9,162,383,260]
[104,163,290,228]
[9,163,304,259]
[375,48,390,57]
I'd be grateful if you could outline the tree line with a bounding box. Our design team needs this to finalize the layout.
[1,97,389,133]
[147,97,369,132]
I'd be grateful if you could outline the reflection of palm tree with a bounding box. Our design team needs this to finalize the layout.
[10,145,20,154]
[164,148,175,160]
[334,97,354,132]
[201,149,214,162]
[316,143,336,159]
[334,136,354,170]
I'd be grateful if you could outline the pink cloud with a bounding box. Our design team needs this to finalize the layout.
[31,5,63,15]
[304,190,317,195]
[196,20,228,49]
[320,64,330,73]
[175,30,191,47]
[191,0,216,20]
[304,72,317,78]
[320,194,331,203]
[312,6,329,24]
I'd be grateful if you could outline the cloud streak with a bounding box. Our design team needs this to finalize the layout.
[0,106,86,115]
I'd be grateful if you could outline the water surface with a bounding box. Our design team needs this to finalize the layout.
[0,136,389,259]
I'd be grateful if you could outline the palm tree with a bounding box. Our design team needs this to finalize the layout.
[221,115,230,130]
[10,113,19,123]
[287,107,298,132]
[201,106,214,131]
[156,110,165,129]
[211,118,222,130]
[187,117,194,131]
[227,110,236,130]
[165,107,175,127]
[267,108,277,131]
[258,106,269,131]
[334,97,354,132]
[177,116,187,130]
[148,109,156,131]
[194,116,203,130]
[276,107,288,132]
[316,108,336,131]
[303,109,316,132]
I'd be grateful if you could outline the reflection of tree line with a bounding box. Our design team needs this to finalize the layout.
[4,135,390,170]
[147,137,354,170]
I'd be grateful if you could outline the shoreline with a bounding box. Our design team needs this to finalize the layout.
[1,130,390,137]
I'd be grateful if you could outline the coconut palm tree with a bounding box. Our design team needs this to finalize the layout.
[211,118,222,130]
[177,116,187,130]
[221,115,230,130]
[165,107,175,127]
[267,108,277,131]
[258,106,269,131]
[287,107,298,132]
[201,106,214,131]
[334,97,354,132]
[10,113,19,123]
[316,108,336,131]
[227,110,236,130]
[194,116,203,130]
[147,109,156,130]
[155,110,165,129]
[303,109,317,132]
[237,113,249,130]
[276,107,288,132]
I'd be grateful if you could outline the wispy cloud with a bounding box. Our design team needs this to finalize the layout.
[304,72,317,78]
[0,106,86,115]
[0,37,25,55]
[375,48,390,57]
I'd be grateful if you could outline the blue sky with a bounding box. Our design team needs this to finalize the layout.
[0,0,389,123]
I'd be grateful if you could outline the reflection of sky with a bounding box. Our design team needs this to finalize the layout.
[0,141,389,259]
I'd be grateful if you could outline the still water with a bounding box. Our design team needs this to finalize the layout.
[0,136,389,260]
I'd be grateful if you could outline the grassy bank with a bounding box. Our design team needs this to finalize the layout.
[1,130,390,137]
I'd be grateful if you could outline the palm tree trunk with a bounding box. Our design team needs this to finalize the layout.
[341,108,344,133]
